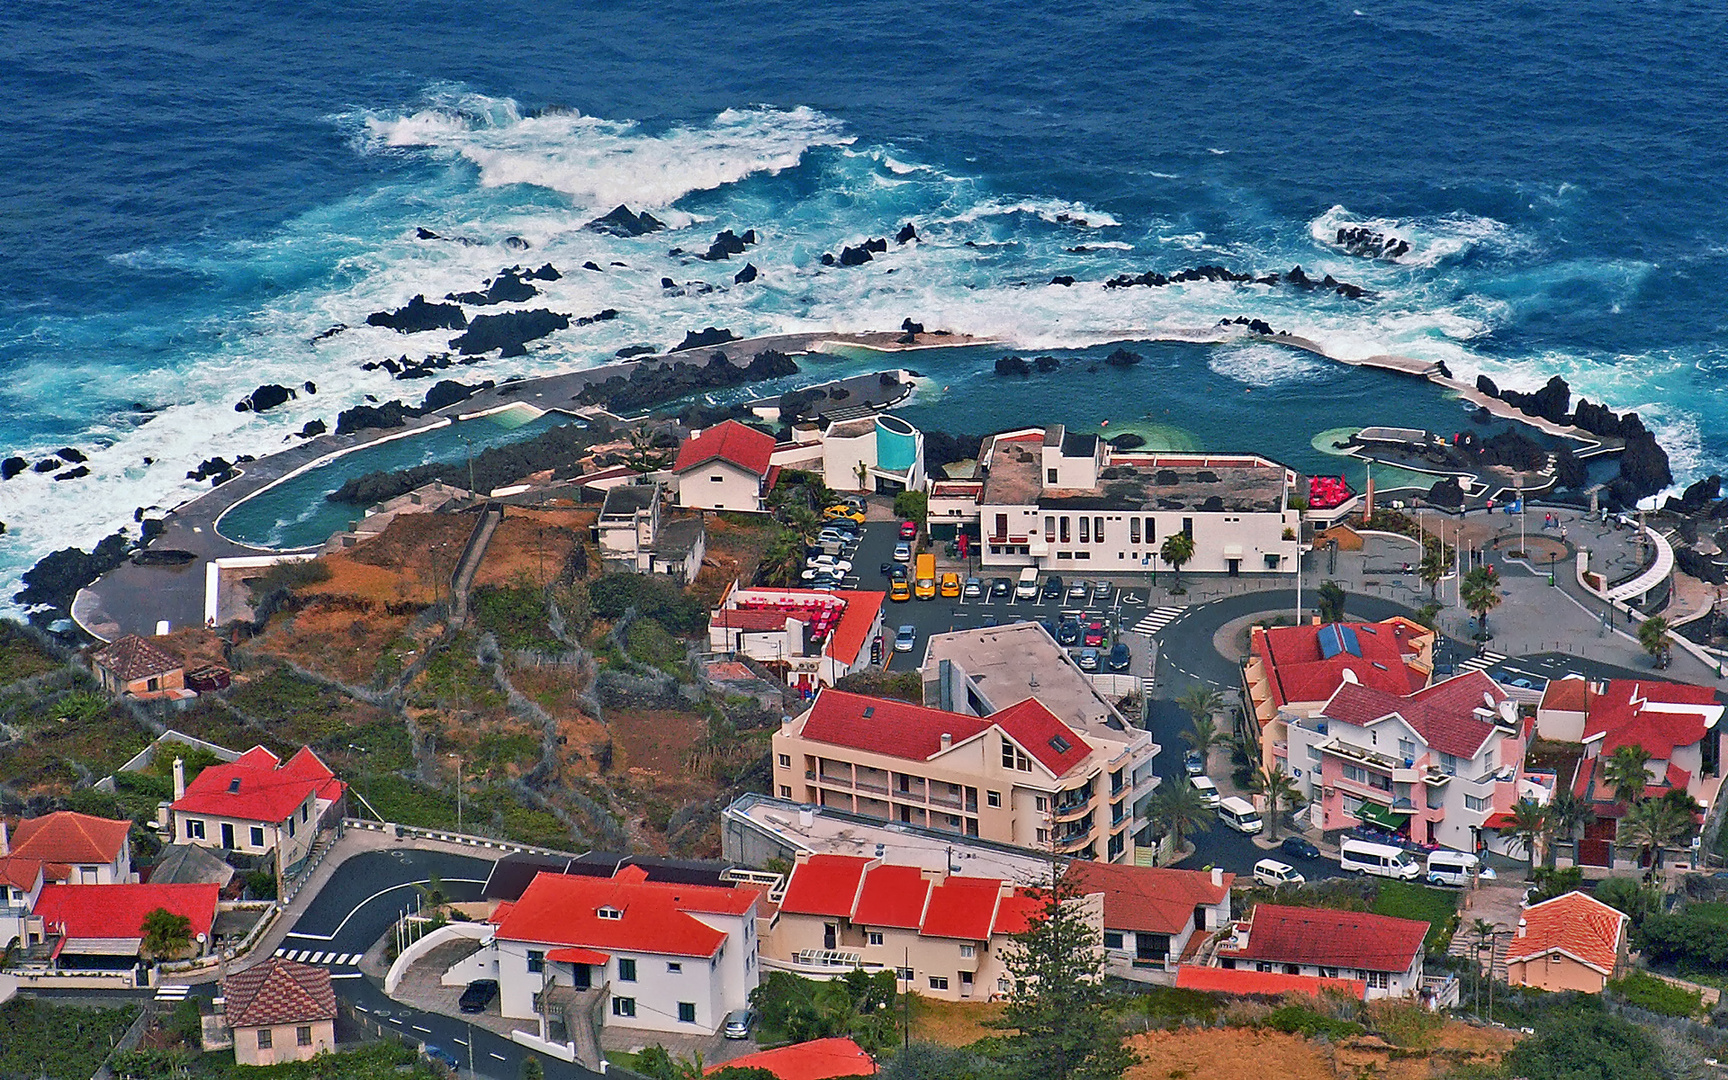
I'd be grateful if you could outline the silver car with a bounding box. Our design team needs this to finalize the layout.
[722,1007,758,1039]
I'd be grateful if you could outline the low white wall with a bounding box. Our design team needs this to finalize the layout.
[440,938,499,987]
[511,1029,576,1062]
[384,922,491,995]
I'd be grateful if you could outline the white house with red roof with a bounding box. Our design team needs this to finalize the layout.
[673,420,779,513]
[32,881,219,968]
[1283,670,1532,853]
[1210,903,1431,1001]
[1065,861,1233,980]
[1538,675,1725,809]
[6,810,134,885]
[708,585,886,693]
[764,852,1100,1002]
[484,865,761,1035]
[169,746,345,876]
[1242,618,1436,777]
[773,687,1139,862]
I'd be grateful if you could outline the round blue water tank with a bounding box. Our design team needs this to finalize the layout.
[875,415,917,472]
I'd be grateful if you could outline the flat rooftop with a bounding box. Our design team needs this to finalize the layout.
[725,794,1048,882]
[921,621,1133,740]
[1043,454,1286,514]
[980,432,1045,506]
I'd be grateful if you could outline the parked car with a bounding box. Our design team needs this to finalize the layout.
[893,541,912,561]
[939,572,962,598]
[423,1045,461,1073]
[1107,642,1131,671]
[1189,776,1220,807]
[1066,581,1090,603]
[990,576,1013,597]
[458,979,499,1014]
[963,576,984,598]
[899,520,919,539]
[1092,580,1114,602]
[824,506,866,523]
[722,1008,759,1039]
[1042,575,1064,601]
[1279,835,1321,861]
[1083,621,1107,647]
[1252,858,1306,887]
[1183,750,1205,776]
[1056,620,1081,645]
[1078,647,1100,671]
[894,625,917,652]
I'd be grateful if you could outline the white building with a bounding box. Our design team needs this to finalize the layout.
[957,426,1299,575]
[486,866,761,1036]
[1213,903,1429,1001]
[673,420,778,513]
[707,585,886,693]
[771,414,926,495]
[596,482,707,585]
[6,811,134,885]
[168,746,345,878]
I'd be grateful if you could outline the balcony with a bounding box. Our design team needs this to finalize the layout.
[1320,739,1398,771]
[1052,797,1094,821]
[1055,823,1095,850]
[855,779,889,795]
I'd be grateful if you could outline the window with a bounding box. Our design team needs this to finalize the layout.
[1079,518,1089,543]
[779,785,792,798]
[1059,517,1070,543]
[257,1029,273,1049]
[868,931,884,946]
[1002,739,1032,772]
[1464,793,1489,812]
[1130,519,1140,543]
[1034,796,1049,813]
[618,958,637,982]
[612,997,636,1017]
[1104,931,1124,950]
[1308,743,1322,762]
[1365,971,1390,990]
[1181,517,1193,537]
[1439,753,1460,775]
[1342,763,1369,784]
[598,906,623,920]
[959,944,975,959]
[710,475,723,482]
[1045,516,1055,540]
[1036,827,1050,843]
[1397,738,1416,761]
[678,1002,697,1023]
[1048,468,1059,484]
[929,975,949,991]
[186,819,205,841]
[778,754,790,767]
[527,950,545,974]
[250,826,265,848]
[1255,962,1273,973]
[1144,517,1155,543]
[986,790,1002,808]
[287,816,295,838]
[1094,516,1104,541]
[296,1026,313,1047]
[1074,551,1089,560]
[897,967,914,981]
[667,962,682,973]
[302,804,309,823]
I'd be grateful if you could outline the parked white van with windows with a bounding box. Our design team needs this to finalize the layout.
[1016,566,1040,599]
[1425,849,1496,887]
[1339,838,1422,880]
[1216,796,1263,834]
[1253,858,1306,887]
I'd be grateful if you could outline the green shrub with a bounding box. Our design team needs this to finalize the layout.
[1370,879,1459,953]
[625,617,685,673]
[0,998,138,1080]
[1607,971,1702,1017]
[1262,1003,1363,1040]
[1503,1000,1661,1080]
[473,585,562,652]
[587,573,705,634]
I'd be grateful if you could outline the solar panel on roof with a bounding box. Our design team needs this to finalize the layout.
[1317,624,1361,659]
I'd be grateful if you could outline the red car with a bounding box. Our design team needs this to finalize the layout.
[899,520,918,539]
[1083,622,1107,647]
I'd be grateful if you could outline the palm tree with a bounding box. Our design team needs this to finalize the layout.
[1419,547,1448,601]
[1315,580,1347,623]
[1504,798,1548,875]
[1470,917,1498,1019]
[1160,531,1195,594]
[1601,744,1653,808]
[624,422,672,475]
[1620,797,1692,869]
[853,460,870,493]
[1638,616,1671,667]
[1177,683,1223,728]
[1150,777,1213,861]
[1183,713,1220,760]
[757,530,807,587]
[1544,789,1594,866]
[1250,764,1302,841]
[1461,566,1502,637]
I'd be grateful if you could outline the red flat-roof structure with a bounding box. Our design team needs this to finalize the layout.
[703,1037,875,1080]
[1177,965,1367,1000]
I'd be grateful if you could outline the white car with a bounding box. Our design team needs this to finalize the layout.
[1253,858,1306,888]
[806,556,852,574]
[1189,776,1220,808]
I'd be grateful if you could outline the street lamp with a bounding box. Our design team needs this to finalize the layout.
[347,744,370,815]
[458,434,477,497]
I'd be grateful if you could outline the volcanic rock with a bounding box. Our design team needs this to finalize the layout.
[587,205,666,237]
[896,223,918,244]
[734,263,758,284]
[448,309,572,357]
[672,326,739,352]
[1,457,26,480]
[367,296,468,333]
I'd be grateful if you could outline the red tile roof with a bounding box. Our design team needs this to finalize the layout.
[223,957,338,1028]
[917,877,1005,941]
[795,689,1090,777]
[850,864,931,929]
[779,855,874,919]
[824,592,885,667]
[1507,891,1627,977]
[1253,620,1426,707]
[10,811,130,867]
[1177,965,1367,1000]
[1066,862,1232,935]
[988,697,1093,776]
[990,888,1048,936]
[172,745,344,825]
[492,870,759,959]
[703,1037,876,1080]
[0,857,43,893]
[712,609,798,632]
[33,882,218,943]
[1540,677,1592,712]
[91,634,182,682]
[1218,904,1427,974]
[1320,670,1509,759]
[675,420,775,476]
[1583,680,1724,759]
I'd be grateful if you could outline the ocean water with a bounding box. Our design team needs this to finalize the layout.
[2,0,1726,613]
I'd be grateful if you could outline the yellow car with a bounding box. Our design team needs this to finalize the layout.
[823,505,866,524]
[890,577,911,602]
[939,572,962,598]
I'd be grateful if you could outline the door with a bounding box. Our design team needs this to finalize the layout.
[572,963,591,990]
[1227,559,1240,577]
[824,923,838,950]
[221,823,235,849]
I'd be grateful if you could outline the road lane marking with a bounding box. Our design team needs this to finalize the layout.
[490,1053,508,1061]
[331,972,363,980]
[300,877,486,941]
[412,1025,432,1033]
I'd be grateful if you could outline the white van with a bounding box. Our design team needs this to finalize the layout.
[1015,566,1040,599]
[1253,858,1306,887]
[1216,796,1263,834]
[1425,849,1496,887]
[1338,838,1422,880]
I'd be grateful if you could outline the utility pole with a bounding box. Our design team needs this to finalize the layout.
[459,434,476,497]
[449,753,464,834]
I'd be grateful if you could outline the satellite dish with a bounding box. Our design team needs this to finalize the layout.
[197,932,208,944]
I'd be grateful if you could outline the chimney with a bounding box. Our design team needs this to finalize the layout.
[1211,866,1224,888]
[940,732,953,748]
[173,757,186,802]
[1517,918,1527,939]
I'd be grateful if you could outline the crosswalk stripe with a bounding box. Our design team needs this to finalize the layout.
[1133,606,1185,635]
[273,948,286,958]
[314,951,333,964]
[1456,650,1507,673]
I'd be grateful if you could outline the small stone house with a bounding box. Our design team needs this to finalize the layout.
[222,957,338,1066]
[90,634,184,698]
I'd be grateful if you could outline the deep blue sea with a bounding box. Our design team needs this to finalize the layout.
[2,1,1726,609]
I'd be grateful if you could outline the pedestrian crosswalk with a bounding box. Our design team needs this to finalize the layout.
[1133,606,1185,636]
[1456,650,1508,674]
[154,984,189,1001]
[274,948,363,966]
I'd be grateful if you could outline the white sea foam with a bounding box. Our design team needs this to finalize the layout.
[930,198,1121,229]
[1310,204,1524,268]
[1207,342,1332,388]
